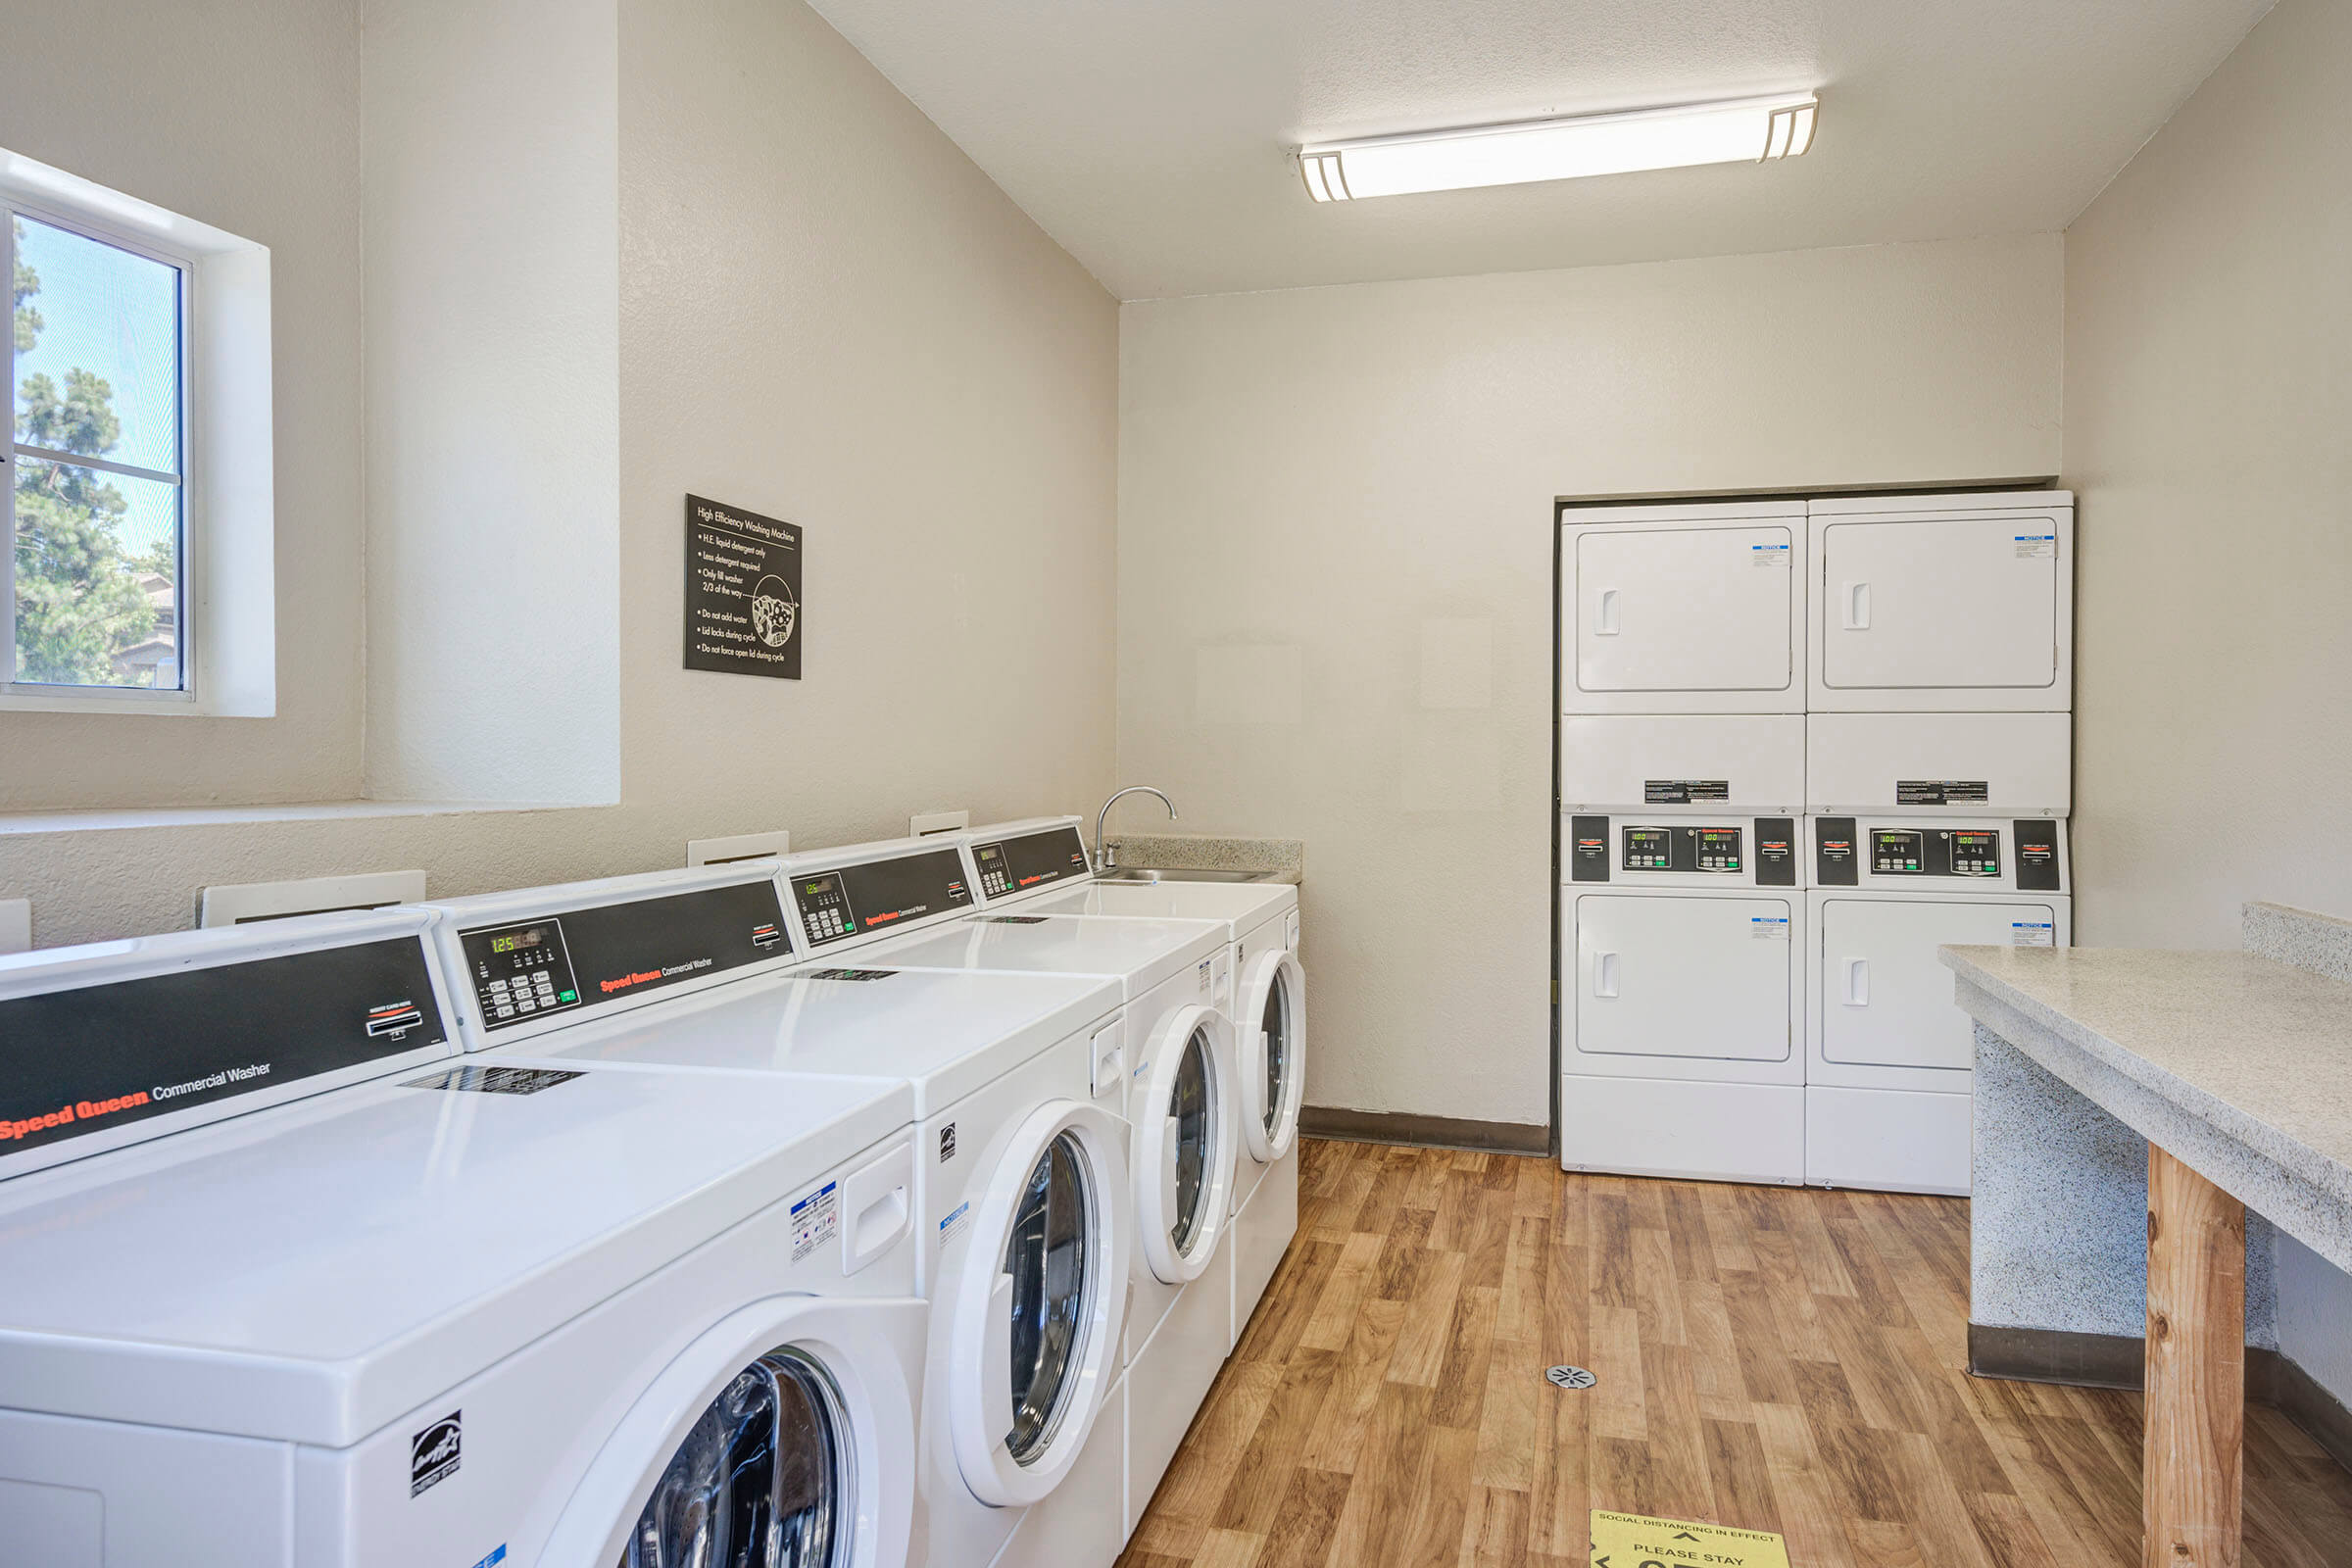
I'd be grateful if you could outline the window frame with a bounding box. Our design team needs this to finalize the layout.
[3,192,199,709]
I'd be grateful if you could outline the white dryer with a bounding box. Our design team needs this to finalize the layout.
[977,817,1306,1349]
[1806,489,2075,713]
[439,852,1137,1568]
[1560,811,1807,1185]
[806,839,1240,1547]
[0,912,926,1568]
[1559,499,1807,716]
[1805,814,2072,1195]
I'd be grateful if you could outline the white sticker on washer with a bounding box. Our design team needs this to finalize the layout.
[2012,921,2055,947]
[1750,916,1789,940]
[1751,542,1790,567]
[790,1180,839,1261]
[937,1200,971,1249]
[1197,958,1213,997]
[2014,534,2056,559]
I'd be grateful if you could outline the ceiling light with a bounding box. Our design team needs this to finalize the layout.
[1297,93,1819,203]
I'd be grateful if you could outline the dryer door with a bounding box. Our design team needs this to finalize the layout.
[1574,894,1792,1062]
[1821,899,2058,1070]
[541,1296,923,1568]
[1572,524,1797,696]
[1133,1004,1240,1285]
[1234,948,1306,1167]
[947,1100,1131,1508]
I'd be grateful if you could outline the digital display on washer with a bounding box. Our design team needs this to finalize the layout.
[1950,830,2001,877]
[1871,830,1925,874]
[971,826,1089,900]
[795,848,973,949]
[0,937,447,1159]
[459,880,789,1030]
[1622,828,1671,870]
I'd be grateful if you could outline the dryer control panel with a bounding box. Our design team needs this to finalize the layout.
[1567,815,1797,886]
[1812,816,2066,892]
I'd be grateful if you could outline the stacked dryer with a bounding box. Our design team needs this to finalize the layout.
[1558,501,1811,1184]
[1803,491,2074,1195]
[1558,490,2073,1195]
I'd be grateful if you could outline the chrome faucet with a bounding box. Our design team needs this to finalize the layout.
[1093,786,1176,873]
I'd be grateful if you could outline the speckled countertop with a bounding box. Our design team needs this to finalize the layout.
[1943,943,2352,1273]
[1102,833,1302,885]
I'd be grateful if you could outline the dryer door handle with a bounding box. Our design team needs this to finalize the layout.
[1841,580,1871,630]
[1593,588,1622,637]
[1593,952,1619,999]
[1843,957,1870,1005]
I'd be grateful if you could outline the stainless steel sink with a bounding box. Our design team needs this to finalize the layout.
[1095,866,1273,885]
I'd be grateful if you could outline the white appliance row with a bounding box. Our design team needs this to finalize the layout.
[1560,489,2076,715]
[0,818,1307,1568]
[1558,810,2069,1195]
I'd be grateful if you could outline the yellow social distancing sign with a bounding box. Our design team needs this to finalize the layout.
[1589,1509,1791,1568]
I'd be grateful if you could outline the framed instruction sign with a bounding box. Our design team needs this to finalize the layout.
[685,495,803,680]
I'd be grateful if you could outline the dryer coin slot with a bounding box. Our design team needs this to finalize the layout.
[1569,815,1611,883]
[2014,819,2063,891]
[1815,816,1859,887]
[1755,816,1797,888]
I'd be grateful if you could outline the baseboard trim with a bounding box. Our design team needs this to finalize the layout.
[1299,1105,1549,1155]
[1970,1323,2352,1476]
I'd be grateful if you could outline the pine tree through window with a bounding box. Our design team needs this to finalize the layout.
[6,209,187,692]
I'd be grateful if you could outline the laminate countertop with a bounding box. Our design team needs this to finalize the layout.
[1941,942,2352,1274]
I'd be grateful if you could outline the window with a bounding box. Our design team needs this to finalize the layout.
[6,208,188,695]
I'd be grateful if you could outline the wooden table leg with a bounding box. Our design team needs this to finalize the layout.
[2144,1145,2245,1568]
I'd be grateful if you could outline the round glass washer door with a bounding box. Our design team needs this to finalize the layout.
[1134,1004,1238,1286]
[949,1099,1131,1508]
[1235,948,1307,1166]
[538,1297,919,1568]
[621,1348,848,1568]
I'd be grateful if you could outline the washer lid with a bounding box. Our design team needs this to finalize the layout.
[0,1063,912,1447]
[863,914,1227,999]
[1235,949,1306,1165]
[509,963,1120,1116]
[1133,1004,1238,1285]
[947,1100,1129,1508]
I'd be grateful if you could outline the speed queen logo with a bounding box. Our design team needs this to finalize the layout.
[411,1410,462,1496]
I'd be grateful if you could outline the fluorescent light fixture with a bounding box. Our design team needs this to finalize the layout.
[1298,93,1819,202]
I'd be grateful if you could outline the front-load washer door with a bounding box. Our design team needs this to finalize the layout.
[1235,949,1306,1169]
[1574,894,1792,1062]
[1133,1004,1239,1285]
[1820,899,2058,1070]
[541,1296,923,1568]
[948,1101,1131,1508]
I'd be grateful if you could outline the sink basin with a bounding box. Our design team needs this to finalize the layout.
[1095,866,1273,885]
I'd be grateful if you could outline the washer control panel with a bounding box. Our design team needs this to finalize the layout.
[970,825,1089,901]
[791,846,974,951]
[1620,825,1743,873]
[459,919,583,1026]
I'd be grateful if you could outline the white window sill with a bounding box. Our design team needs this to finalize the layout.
[0,687,203,716]
[0,799,595,837]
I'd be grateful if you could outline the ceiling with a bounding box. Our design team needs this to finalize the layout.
[806,0,2274,301]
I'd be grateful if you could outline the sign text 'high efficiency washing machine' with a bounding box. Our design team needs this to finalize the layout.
[0,911,926,1568]
[967,816,1305,1351]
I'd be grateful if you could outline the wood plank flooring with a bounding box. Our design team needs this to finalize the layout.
[1119,1139,2352,1568]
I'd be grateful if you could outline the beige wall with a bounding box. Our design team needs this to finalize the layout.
[2062,0,2352,1403]
[0,0,1119,944]
[2066,0,2352,951]
[1117,235,2064,1130]
[0,0,367,809]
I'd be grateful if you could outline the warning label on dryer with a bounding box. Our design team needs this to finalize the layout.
[790,1181,839,1260]
[1750,916,1789,941]
[1645,779,1730,804]
[2015,534,2057,559]
[1896,779,1989,806]
[2012,922,2055,947]
[1750,542,1790,567]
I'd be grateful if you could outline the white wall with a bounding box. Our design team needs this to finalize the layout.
[362,0,623,804]
[2062,0,2352,1413]
[0,0,1119,943]
[0,0,366,809]
[1118,234,2063,1130]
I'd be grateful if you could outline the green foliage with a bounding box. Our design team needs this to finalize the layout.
[10,221,161,686]
[10,219,38,356]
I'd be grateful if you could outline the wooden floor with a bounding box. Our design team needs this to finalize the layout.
[1121,1139,2352,1568]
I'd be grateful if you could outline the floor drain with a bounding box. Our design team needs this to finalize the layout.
[1545,1364,1597,1390]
